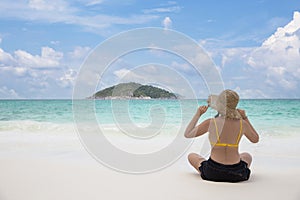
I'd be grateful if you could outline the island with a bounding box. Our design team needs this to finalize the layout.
[88,82,178,99]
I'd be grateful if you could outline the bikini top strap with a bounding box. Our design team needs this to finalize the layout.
[235,119,243,144]
[213,118,220,142]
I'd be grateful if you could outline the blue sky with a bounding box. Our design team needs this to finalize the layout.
[0,0,299,99]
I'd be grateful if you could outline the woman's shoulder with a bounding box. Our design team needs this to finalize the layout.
[200,118,213,128]
[241,118,248,126]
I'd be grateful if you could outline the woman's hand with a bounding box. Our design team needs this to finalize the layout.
[237,109,247,119]
[197,105,208,116]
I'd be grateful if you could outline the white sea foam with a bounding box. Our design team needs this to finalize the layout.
[0,120,76,133]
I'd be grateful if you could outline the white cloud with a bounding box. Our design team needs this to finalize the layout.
[166,1,177,5]
[28,0,68,11]
[113,68,132,79]
[219,47,252,68]
[14,47,63,68]
[207,19,216,23]
[170,61,192,72]
[0,86,20,99]
[0,48,15,66]
[208,11,300,98]
[84,0,105,6]
[234,87,269,99]
[143,6,181,14]
[264,12,300,46]
[0,65,29,77]
[0,45,103,98]
[50,40,60,45]
[0,46,72,98]
[162,17,172,29]
[14,67,28,76]
[58,69,77,88]
[247,11,300,90]
[0,1,159,34]
[68,46,91,60]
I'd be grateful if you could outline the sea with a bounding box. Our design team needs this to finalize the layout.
[0,99,299,136]
[0,98,300,171]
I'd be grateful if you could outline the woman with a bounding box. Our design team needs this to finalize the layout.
[184,89,259,182]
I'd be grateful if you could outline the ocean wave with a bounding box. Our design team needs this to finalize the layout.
[0,120,182,134]
[2,120,298,138]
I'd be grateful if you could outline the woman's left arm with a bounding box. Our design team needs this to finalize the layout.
[184,106,210,138]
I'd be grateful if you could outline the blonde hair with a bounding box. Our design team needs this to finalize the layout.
[216,90,241,119]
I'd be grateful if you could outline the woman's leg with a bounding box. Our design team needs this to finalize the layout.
[188,153,206,173]
[240,152,252,167]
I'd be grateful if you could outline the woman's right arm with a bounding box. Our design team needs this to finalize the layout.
[238,109,259,143]
[184,106,209,138]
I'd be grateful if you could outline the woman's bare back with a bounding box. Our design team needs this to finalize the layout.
[208,117,243,164]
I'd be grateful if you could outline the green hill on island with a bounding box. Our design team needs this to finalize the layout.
[89,82,178,99]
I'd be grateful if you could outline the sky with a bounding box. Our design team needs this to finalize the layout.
[0,0,299,99]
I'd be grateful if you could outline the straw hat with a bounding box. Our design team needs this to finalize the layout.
[215,89,241,120]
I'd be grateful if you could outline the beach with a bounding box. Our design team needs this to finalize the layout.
[0,129,300,200]
[0,99,300,200]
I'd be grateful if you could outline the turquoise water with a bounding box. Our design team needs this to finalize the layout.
[0,99,299,135]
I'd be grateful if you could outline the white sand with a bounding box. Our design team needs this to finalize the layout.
[0,131,299,200]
